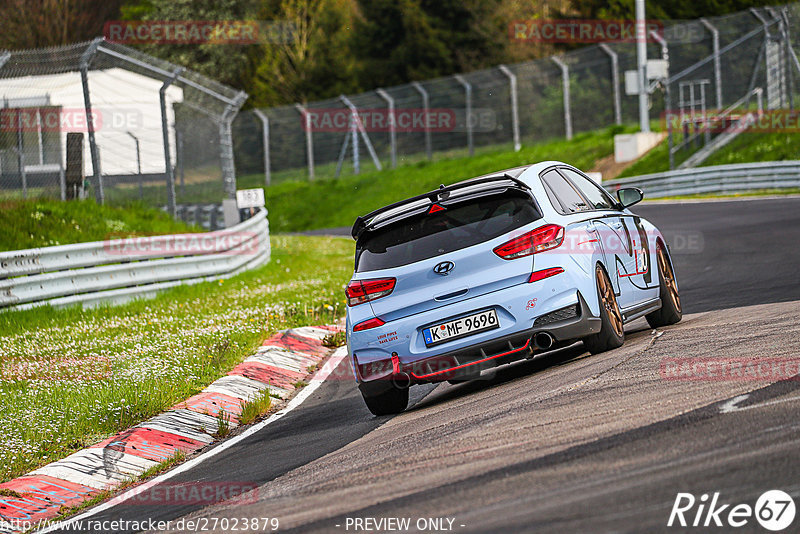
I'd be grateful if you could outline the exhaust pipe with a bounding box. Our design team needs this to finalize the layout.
[392,371,411,390]
[533,332,555,351]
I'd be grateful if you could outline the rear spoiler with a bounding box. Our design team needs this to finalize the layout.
[350,174,530,240]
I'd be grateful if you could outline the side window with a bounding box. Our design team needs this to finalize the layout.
[540,169,590,214]
[559,168,617,210]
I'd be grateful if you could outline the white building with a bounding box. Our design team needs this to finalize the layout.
[0,67,183,177]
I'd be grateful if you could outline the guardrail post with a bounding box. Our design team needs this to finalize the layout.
[649,30,674,167]
[160,67,183,217]
[126,131,142,199]
[769,7,795,111]
[177,129,185,197]
[79,37,103,205]
[253,109,271,186]
[781,7,800,111]
[700,18,723,109]
[498,65,521,151]
[59,165,66,201]
[295,104,315,180]
[636,0,650,133]
[598,44,622,126]
[750,8,783,109]
[376,89,397,168]
[219,91,246,201]
[16,110,26,199]
[454,75,474,156]
[411,82,432,160]
[346,98,359,174]
[340,95,382,173]
[551,56,573,140]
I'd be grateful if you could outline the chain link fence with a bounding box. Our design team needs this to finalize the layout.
[234,3,800,186]
[0,38,246,215]
[2,3,799,213]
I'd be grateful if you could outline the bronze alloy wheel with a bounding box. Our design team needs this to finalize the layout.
[657,245,681,314]
[596,266,624,338]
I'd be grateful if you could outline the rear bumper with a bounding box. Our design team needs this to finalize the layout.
[355,292,600,387]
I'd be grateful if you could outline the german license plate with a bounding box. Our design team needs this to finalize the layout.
[422,309,499,347]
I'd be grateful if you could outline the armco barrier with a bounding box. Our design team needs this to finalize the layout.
[0,208,270,311]
[603,161,800,198]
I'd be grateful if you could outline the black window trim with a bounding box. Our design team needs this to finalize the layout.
[538,165,622,214]
[556,166,620,211]
[538,166,593,215]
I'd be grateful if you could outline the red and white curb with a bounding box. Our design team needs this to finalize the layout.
[0,325,341,533]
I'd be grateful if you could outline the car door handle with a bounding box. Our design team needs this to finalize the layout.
[611,222,624,230]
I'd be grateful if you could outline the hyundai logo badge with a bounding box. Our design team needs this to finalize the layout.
[433,261,455,275]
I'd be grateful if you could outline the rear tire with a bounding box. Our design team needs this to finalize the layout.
[646,243,682,328]
[360,385,409,416]
[583,265,625,355]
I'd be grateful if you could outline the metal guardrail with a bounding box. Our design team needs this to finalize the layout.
[172,204,226,231]
[0,208,270,311]
[603,161,800,198]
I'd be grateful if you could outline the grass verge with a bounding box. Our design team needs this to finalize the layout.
[261,125,634,233]
[619,131,800,179]
[0,199,198,252]
[0,234,353,483]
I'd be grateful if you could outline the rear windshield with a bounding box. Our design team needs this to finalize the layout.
[356,191,540,272]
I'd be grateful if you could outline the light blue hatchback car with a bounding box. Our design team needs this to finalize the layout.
[346,162,682,415]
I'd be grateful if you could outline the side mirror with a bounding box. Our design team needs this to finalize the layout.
[617,187,644,209]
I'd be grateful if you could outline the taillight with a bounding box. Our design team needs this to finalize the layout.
[528,267,565,283]
[345,278,396,306]
[353,317,386,331]
[493,224,565,260]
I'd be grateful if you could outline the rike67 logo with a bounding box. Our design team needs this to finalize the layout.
[668,490,796,531]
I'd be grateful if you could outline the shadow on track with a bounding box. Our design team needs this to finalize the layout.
[409,324,652,413]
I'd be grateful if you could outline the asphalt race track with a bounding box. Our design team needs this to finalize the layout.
[72,197,800,533]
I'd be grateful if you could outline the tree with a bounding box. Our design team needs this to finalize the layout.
[554,0,780,22]
[119,0,261,90]
[351,0,509,87]
[249,0,360,106]
[0,0,125,50]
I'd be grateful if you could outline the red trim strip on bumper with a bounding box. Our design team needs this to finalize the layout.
[409,339,532,379]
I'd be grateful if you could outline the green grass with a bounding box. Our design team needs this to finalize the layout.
[0,234,353,483]
[702,132,800,166]
[0,199,198,252]
[261,125,633,233]
[619,131,800,179]
[239,388,272,426]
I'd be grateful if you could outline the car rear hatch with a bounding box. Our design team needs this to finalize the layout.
[352,180,542,322]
